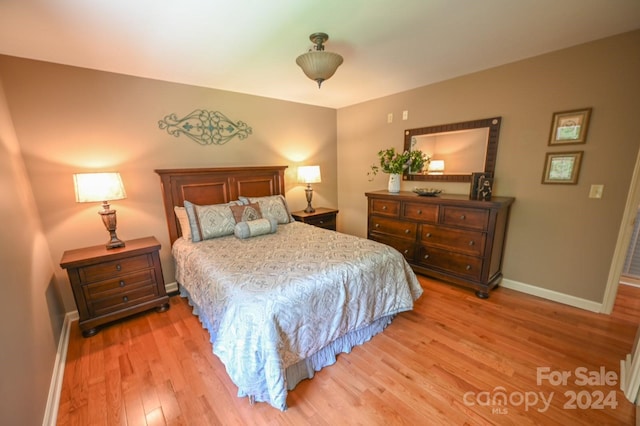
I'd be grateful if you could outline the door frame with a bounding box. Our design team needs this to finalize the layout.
[602,147,640,313]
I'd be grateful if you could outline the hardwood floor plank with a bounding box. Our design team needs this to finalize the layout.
[57,276,638,425]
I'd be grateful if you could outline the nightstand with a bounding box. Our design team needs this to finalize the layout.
[291,207,339,231]
[60,236,170,337]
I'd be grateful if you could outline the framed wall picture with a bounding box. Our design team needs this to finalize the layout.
[548,107,592,145]
[469,172,492,199]
[542,151,584,184]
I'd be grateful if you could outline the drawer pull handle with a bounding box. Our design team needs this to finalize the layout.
[403,249,409,254]
[404,229,410,234]
[426,232,432,238]
[460,215,466,220]
[465,265,471,271]
[423,254,430,260]
[119,280,125,287]
[116,264,122,271]
[375,223,380,228]
[123,296,129,302]
[382,205,387,210]
[468,240,475,246]
[319,220,324,224]
[417,209,422,214]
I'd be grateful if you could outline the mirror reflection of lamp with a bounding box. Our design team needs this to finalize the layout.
[427,160,445,175]
[297,165,322,213]
[73,172,127,249]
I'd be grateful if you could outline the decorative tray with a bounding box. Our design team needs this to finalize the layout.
[412,188,442,197]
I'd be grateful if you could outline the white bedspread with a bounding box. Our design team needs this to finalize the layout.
[172,221,423,410]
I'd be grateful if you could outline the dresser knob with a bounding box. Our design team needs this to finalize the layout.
[468,240,475,246]
[382,205,387,210]
[417,209,422,214]
[465,265,471,270]
[403,249,409,254]
[375,223,380,228]
[319,220,324,224]
[426,232,432,238]
[404,229,410,234]
[119,280,125,287]
[424,254,430,260]
[123,296,129,302]
[116,264,122,271]
[460,215,466,220]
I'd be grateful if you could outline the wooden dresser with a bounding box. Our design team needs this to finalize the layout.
[366,190,514,298]
[60,236,170,337]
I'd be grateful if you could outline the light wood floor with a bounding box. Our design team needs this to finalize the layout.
[57,277,640,425]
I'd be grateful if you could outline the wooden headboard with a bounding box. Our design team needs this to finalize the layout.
[155,166,287,244]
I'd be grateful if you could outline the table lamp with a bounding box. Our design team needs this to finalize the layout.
[297,165,321,213]
[73,172,127,249]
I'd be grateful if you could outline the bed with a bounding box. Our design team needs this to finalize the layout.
[155,166,423,410]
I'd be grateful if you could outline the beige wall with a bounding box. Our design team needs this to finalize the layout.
[0,55,338,312]
[0,76,65,425]
[337,30,640,302]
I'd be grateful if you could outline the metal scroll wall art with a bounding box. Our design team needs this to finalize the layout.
[158,109,252,145]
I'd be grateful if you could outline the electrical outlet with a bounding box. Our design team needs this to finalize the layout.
[387,113,393,123]
[589,184,604,199]
[402,110,408,120]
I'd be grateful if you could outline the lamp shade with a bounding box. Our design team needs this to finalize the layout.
[74,172,127,203]
[297,165,322,184]
[427,160,445,174]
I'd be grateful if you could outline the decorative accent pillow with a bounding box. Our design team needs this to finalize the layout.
[238,195,294,224]
[229,203,262,223]
[174,206,192,241]
[183,200,238,242]
[234,218,278,239]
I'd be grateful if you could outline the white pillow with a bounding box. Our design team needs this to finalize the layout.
[173,206,192,241]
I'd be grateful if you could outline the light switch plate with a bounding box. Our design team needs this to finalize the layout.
[589,184,604,199]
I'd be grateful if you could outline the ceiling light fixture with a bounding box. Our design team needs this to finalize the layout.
[296,32,343,88]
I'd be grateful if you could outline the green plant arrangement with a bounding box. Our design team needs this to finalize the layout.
[368,147,429,180]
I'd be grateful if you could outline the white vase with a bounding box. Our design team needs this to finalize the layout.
[388,173,401,193]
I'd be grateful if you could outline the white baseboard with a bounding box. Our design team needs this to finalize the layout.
[501,278,602,313]
[42,310,78,426]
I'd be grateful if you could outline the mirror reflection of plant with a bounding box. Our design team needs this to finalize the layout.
[368,147,429,180]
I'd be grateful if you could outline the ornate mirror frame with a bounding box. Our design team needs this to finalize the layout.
[404,116,502,182]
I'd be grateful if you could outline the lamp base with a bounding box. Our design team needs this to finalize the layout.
[304,186,316,213]
[99,204,125,250]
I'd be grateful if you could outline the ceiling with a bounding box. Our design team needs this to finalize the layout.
[1,1,639,109]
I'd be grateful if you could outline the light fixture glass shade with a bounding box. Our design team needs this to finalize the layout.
[296,51,343,87]
[428,160,445,174]
[297,165,322,184]
[74,172,126,202]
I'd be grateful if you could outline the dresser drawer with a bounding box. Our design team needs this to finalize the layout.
[441,206,489,231]
[88,285,159,317]
[370,216,418,241]
[417,246,483,280]
[83,269,156,300]
[79,254,153,283]
[402,202,438,222]
[370,199,400,217]
[369,234,415,261]
[420,224,486,257]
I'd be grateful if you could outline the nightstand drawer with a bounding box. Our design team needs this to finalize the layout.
[304,215,336,229]
[79,254,153,283]
[88,285,159,317]
[83,269,156,299]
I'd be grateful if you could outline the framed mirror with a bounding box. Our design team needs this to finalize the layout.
[404,117,502,182]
